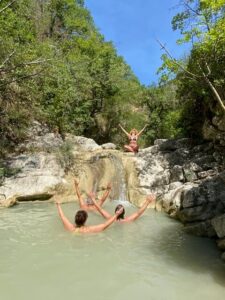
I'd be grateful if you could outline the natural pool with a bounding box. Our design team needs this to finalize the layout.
[0,201,225,300]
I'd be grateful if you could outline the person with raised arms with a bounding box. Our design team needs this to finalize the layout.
[118,124,147,153]
[88,193,155,223]
[74,178,112,212]
[56,202,123,233]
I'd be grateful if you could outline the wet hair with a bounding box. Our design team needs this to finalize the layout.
[130,128,138,135]
[75,210,88,227]
[115,204,125,220]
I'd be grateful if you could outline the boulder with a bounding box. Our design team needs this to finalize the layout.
[211,214,225,238]
[17,121,63,152]
[178,172,225,222]
[65,134,101,152]
[217,238,225,250]
[162,183,195,216]
[0,153,65,200]
[101,143,117,150]
[183,168,198,182]
[158,138,192,151]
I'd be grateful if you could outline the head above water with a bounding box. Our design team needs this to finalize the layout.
[75,210,88,227]
[130,128,138,135]
[115,204,125,220]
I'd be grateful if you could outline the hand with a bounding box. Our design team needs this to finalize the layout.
[74,178,79,186]
[106,183,112,190]
[88,191,95,200]
[54,195,60,205]
[146,194,155,203]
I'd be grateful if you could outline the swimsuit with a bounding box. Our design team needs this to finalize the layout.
[128,135,139,152]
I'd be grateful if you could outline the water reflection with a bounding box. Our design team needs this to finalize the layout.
[148,215,225,287]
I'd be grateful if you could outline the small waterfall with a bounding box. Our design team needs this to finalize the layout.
[86,152,129,202]
[109,154,128,202]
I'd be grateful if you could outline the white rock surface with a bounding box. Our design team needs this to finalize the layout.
[65,134,101,152]
[0,153,65,201]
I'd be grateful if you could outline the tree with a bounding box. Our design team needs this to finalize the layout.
[159,0,225,114]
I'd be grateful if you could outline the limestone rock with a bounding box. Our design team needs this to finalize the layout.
[101,143,117,150]
[203,119,225,146]
[217,238,225,250]
[0,195,18,208]
[17,121,63,152]
[170,165,184,182]
[169,181,183,190]
[162,183,195,216]
[0,153,65,200]
[158,138,192,151]
[211,214,225,238]
[65,134,101,152]
[178,172,225,222]
[183,168,198,182]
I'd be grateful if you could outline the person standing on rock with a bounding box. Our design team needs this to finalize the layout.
[74,179,112,212]
[88,192,155,223]
[56,202,123,233]
[118,124,147,153]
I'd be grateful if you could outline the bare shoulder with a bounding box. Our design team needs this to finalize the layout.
[74,226,90,234]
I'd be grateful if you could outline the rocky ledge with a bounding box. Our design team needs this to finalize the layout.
[134,138,225,261]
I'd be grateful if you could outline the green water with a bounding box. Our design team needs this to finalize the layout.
[0,202,225,300]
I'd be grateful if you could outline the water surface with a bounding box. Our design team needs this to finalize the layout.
[0,202,225,300]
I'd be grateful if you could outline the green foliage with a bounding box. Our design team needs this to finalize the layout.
[55,141,75,172]
[158,0,225,138]
[143,82,184,144]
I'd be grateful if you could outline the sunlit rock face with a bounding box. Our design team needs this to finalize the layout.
[0,153,65,204]
[135,138,224,234]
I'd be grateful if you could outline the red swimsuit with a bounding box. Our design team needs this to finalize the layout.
[125,135,139,153]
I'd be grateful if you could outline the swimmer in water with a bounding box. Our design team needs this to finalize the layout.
[56,202,123,233]
[119,124,148,153]
[74,178,112,212]
[88,193,155,223]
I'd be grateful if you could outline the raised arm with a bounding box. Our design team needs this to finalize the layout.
[87,208,123,233]
[98,183,112,206]
[137,124,148,137]
[74,179,85,208]
[56,202,75,232]
[88,192,112,219]
[119,124,130,137]
[124,195,155,222]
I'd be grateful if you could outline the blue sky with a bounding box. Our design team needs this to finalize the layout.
[85,0,190,86]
